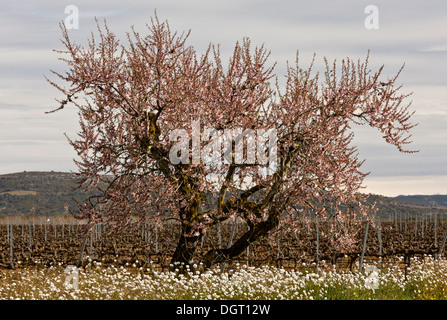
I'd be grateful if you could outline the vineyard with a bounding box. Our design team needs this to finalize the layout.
[2,213,447,274]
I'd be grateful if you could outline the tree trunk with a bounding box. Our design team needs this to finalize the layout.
[170,223,203,269]
[169,193,204,269]
[203,211,280,268]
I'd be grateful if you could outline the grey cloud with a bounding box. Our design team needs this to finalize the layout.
[419,45,447,53]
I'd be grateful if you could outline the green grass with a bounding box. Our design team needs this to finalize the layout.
[1,256,447,300]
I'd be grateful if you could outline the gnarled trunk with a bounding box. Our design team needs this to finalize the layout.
[170,223,203,269]
[203,211,280,268]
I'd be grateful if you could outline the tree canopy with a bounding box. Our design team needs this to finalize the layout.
[47,14,417,267]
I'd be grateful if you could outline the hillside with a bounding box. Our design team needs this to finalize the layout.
[394,194,447,207]
[0,171,92,216]
[366,194,447,218]
[0,171,447,217]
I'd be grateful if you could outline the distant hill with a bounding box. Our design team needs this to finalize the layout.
[365,194,447,218]
[1,171,447,217]
[0,171,92,216]
[394,195,447,207]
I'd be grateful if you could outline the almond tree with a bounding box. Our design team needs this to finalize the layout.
[47,15,417,267]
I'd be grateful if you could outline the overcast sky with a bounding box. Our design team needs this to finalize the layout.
[1,0,446,197]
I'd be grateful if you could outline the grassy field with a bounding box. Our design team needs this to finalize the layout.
[1,255,447,300]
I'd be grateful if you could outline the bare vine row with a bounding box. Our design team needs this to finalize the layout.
[1,214,446,271]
